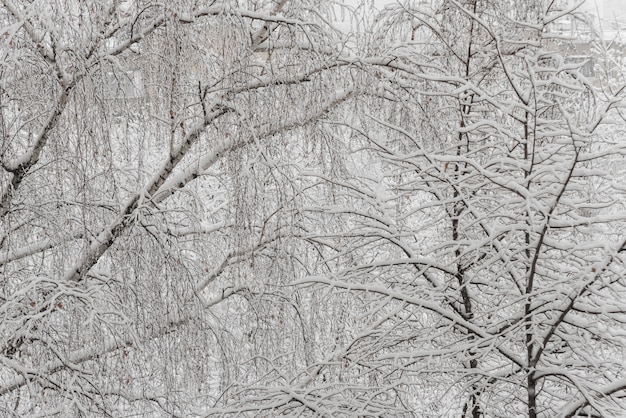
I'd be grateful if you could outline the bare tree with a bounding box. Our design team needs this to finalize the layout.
[0,0,355,416]
[291,0,626,416]
[3,0,626,417]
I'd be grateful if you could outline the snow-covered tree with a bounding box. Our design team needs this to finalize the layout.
[0,0,355,415]
[2,0,626,417]
[293,0,626,416]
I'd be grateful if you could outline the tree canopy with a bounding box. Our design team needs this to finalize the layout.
[1,0,626,416]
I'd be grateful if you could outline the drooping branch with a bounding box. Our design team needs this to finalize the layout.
[0,285,243,396]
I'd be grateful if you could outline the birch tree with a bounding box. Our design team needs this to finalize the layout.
[3,0,626,417]
[0,0,355,416]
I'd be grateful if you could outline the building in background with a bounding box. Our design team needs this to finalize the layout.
[544,0,626,84]
[583,0,626,34]
[552,0,626,40]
